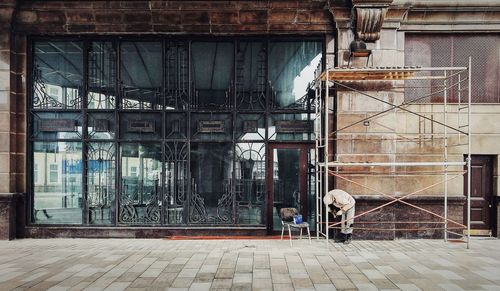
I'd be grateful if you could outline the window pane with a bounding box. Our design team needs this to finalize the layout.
[235,143,265,225]
[88,41,116,109]
[88,142,116,225]
[33,142,83,224]
[120,42,162,109]
[191,42,234,109]
[268,113,313,141]
[236,41,266,110]
[33,41,83,109]
[269,41,322,110]
[190,143,234,224]
[119,143,162,224]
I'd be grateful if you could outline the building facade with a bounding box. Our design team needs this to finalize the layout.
[0,0,498,239]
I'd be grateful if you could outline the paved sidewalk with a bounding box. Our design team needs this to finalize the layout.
[0,238,499,291]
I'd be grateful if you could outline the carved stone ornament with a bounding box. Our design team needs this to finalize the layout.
[352,0,392,42]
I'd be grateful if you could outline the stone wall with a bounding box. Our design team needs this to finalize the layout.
[0,0,26,240]
[14,0,332,35]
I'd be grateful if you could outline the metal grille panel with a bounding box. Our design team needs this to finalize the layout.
[405,34,499,103]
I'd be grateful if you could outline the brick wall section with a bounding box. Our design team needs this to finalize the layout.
[14,1,333,35]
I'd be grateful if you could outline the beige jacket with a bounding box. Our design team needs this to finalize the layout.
[323,189,355,212]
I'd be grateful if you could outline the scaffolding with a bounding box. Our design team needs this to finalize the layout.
[314,59,472,248]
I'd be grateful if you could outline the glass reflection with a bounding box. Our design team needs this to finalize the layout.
[272,148,300,230]
[33,41,83,109]
[191,42,234,109]
[236,41,266,110]
[88,41,116,109]
[33,142,83,224]
[120,42,162,110]
[269,41,322,109]
[120,143,162,224]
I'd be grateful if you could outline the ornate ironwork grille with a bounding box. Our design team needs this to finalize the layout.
[28,37,322,226]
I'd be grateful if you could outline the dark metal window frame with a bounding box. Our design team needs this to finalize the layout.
[27,35,325,227]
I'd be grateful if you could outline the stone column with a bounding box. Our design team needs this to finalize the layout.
[0,0,24,240]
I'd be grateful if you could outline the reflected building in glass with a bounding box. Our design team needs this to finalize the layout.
[28,38,322,232]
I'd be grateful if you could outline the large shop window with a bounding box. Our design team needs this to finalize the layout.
[405,34,500,103]
[269,41,322,110]
[29,38,321,226]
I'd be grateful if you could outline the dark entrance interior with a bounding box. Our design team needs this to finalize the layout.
[267,144,314,233]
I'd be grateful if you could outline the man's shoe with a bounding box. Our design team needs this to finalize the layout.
[343,234,352,244]
[334,233,346,243]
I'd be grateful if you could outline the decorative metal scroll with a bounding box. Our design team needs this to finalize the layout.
[189,186,208,224]
[165,41,189,110]
[32,66,82,109]
[216,181,234,223]
[236,43,267,110]
[164,142,188,224]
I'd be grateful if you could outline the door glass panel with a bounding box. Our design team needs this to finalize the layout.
[272,148,300,230]
[88,142,116,225]
[235,143,265,225]
[119,143,162,224]
[32,142,83,224]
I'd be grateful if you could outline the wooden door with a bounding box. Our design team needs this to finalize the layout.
[465,155,494,231]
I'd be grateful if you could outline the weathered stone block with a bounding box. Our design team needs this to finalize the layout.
[37,11,66,24]
[268,10,297,24]
[181,11,210,25]
[124,24,153,33]
[18,11,37,23]
[124,12,152,24]
[240,10,268,24]
[65,24,96,33]
[65,11,94,23]
[0,194,18,240]
[210,12,239,25]
[0,153,9,173]
[95,11,124,24]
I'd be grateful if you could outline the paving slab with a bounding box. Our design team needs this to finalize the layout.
[0,238,497,290]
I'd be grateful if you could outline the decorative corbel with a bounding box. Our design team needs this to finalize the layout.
[352,0,393,42]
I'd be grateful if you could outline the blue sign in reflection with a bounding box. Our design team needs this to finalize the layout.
[62,160,110,174]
